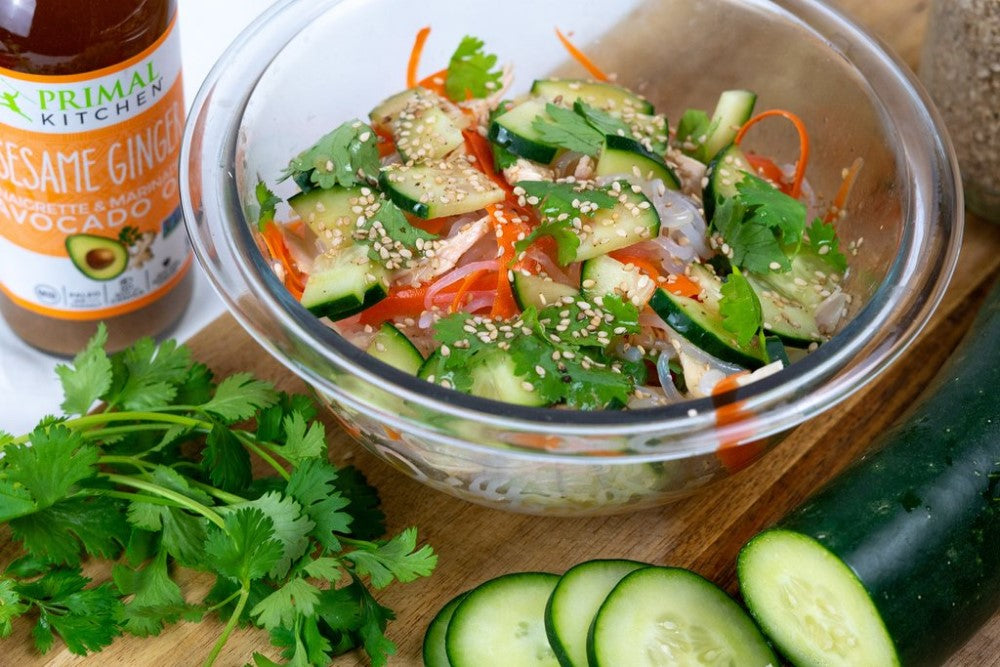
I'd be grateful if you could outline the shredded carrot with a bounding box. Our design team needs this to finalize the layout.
[373,126,397,157]
[664,273,701,299]
[287,220,306,238]
[260,222,305,299]
[463,129,514,194]
[554,28,608,82]
[824,157,864,224]
[608,251,663,282]
[710,371,768,471]
[734,109,810,199]
[358,285,429,325]
[486,203,523,319]
[450,268,492,312]
[745,154,792,195]
[607,251,701,299]
[408,214,449,236]
[407,26,432,88]
[417,68,448,97]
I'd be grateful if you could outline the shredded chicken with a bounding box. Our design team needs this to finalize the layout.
[666,148,708,197]
[396,217,489,285]
[503,158,555,184]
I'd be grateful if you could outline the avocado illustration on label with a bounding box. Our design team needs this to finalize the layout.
[66,234,128,281]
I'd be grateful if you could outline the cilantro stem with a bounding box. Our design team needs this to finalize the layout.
[80,424,178,440]
[103,473,226,529]
[235,433,290,482]
[203,585,250,667]
[187,479,247,505]
[201,589,242,615]
[67,411,206,430]
[85,488,186,508]
[100,455,154,472]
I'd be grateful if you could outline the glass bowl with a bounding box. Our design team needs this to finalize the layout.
[180,0,962,515]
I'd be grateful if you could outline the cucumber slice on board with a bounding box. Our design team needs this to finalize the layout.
[544,559,647,667]
[446,572,561,667]
[588,566,778,667]
[423,592,467,667]
[365,322,423,375]
[738,283,1000,667]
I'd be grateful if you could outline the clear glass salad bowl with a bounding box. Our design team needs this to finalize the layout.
[181,0,962,515]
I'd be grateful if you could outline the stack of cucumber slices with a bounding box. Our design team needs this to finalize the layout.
[423,559,777,667]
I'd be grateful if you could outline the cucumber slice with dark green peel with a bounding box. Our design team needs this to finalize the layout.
[748,274,822,348]
[698,89,757,163]
[511,271,578,311]
[739,531,897,667]
[648,265,769,368]
[392,104,466,162]
[419,349,548,406]
[365,322,424,374]
[574,185,660,261]
[544,559,647,667]
[531,79,654,114]
[299,244,389,320]
[380,161,504,219]
[703,143,753,221]
[288,186,369,250]
[580,254,656,307]
[423,592,467,667]
[369,87,423,128]
[596,135,680,190]
[587,567,778,667]
[488,98,561,164]
[740,284,1000,667]
[446,572,561,667]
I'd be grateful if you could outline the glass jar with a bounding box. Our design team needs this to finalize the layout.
[920,0,1000,222]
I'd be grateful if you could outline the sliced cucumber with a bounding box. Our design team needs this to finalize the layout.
[288,186,369,250]
[423,592,467,667]
[739,530,898,667]
[392,102,466,162]
[703,143,753,218]
[595,135,680,190]
[580,254,656,307]
[419,349,548,407]
[648,264,769,368]
[699,89,757,163]
[369,87,422,128]
[531,79,654,114]
[299,244,389,320]
[365,322,424,374]
[588,567,778,667]
[511,271,578,311]
[748,274,823,347]
[446,572,561,667]
[488,98,560,164]
[575,185,660,261]
[752,249,842,311]
[544,560,647,667]
[380,161,504,219]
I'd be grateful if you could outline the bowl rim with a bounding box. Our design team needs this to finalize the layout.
[180,0,963,454]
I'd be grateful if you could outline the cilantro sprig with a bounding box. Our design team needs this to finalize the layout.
[514,180,617,265]
[0,325,435,666]
[429,295,644,409]
[281,120,381,192]
[531,103,605,156]
[719,267,766,351]
[445,36,503,101]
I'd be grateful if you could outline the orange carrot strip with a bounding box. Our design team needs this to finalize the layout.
[554,28,608,82]
[450,268,492,312]
[745,154,792,195]
[608,251,664,282]
[463,129,514,194]
[407,27,432,88]
[287,220,306,238]
[417,68,449,97]
[824,157,864,224]
[664,273,701,299]
[260,223,305,299]
[486,203,523,319]
[734,109,810,199]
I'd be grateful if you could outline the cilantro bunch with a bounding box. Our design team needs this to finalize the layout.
[0,326,436,666]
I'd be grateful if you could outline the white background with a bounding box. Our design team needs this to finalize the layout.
[0,0,276,433]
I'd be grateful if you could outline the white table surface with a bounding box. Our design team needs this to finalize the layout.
[0,0,277,434]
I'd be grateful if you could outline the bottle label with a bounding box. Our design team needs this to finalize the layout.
[0,16,190,320]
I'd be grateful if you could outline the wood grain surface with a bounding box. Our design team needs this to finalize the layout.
[6,1,1000,665]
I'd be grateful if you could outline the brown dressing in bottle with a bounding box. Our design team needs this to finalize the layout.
[0,0,192,355]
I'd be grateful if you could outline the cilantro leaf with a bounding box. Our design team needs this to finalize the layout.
[107,338,191,410]
[285,458,352,551]
[15,569,124,656]
[532,103,604,156]
[514,180,617,265]
[712,196,790,273]
[360,198,437,262]
[281,120,380,191]
[806,217,847,271]
[330,467,385,541]
[257,393,318,444]
[0,579,28,638]
[172,362,215,407]
[737,172,807,247]
[112,550,195,637]
[228,492,314,580]
[720,267,765,349]
[573,100,632,138]
[126,469,210,567]
[445,35,502,100]
[251,578,321,630]
[354,584,397,667]
[269,412,328,465]
[536,293,640,348]
[55,323,112,415]
[200,372,279,423]
[256,180,282,232]
[10,496,129,564]
[202,423,253,494]
[204,507,284,584]
[4,424,97,512]
[344,527,437,589]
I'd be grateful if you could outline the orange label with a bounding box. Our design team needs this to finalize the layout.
[0,17,190,320]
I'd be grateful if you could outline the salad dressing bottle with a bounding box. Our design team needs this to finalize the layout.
[0,0,192,355]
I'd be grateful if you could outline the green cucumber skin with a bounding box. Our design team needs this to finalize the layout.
[776,286,1000,666]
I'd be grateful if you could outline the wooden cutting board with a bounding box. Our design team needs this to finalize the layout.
[5,1,1000,665]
